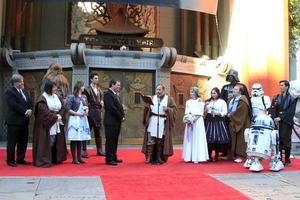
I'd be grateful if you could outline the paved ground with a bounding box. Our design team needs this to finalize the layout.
[212,171,300,200]
[0,143,299,200]
[1,172,300,200]
[0,176,105,200]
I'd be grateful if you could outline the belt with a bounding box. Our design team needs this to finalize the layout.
[150,112,167,118]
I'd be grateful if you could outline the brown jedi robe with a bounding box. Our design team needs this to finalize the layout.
[142,95,177,160]
[32,96,67,167]
[228,95,251,157]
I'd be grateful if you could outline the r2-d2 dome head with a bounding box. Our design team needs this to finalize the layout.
[253,114,275,130]
[252,83,264,97]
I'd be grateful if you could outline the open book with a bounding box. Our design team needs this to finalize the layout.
[138,93,154,105]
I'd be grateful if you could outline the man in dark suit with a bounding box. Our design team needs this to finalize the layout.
[104,79,125,166]
[5,74,32,167]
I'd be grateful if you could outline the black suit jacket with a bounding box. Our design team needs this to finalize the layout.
[103,89,124,126]
[5,87,32,126]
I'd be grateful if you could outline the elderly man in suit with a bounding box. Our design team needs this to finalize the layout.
[5,74,32,167]
[103,79,125,166]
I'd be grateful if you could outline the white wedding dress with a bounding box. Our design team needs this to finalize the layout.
[182,99,209,163]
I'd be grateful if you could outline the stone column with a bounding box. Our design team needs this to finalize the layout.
[72,65,89,90]
[211,15,219,59]
[24,2,33,51]
[194,12,201,53]
[180,10,188,55]
[204,13,211,57]
[14,0,25,50]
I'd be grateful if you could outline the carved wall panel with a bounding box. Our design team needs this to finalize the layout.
[67,3,159,44]
[170,73,209,142]
[0,71,13,141]
[91,69,154,144]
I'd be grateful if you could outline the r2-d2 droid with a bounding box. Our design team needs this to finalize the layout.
[244,114,284,172]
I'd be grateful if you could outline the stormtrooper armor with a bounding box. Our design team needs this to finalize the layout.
[244,114,284,172]
[251,83,271,121]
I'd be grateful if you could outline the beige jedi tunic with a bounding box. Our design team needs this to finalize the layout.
[142,95,177,160]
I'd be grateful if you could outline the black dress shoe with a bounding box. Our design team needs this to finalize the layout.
[78,159,86,164]
[81,151,89,158]
[97,151,106,156]
[7,161,17,167]
[114,159,123,163]
[72,160,80,164]
[17,160,31,165]
[106,161,118,166]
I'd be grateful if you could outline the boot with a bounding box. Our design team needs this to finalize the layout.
[214,144,220,162]
[95,137,105,156]
[284,148,291,167]
[156,141,164,164]
[145,145,154,164]
[208,144,213,162]
[81,141,89,158]
[71,142,79,164]
[77,142,85,164]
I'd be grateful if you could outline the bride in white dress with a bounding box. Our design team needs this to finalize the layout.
[182,87,209,163]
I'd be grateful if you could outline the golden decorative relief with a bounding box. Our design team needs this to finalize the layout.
[91,69,154,143]
[68,3,159,42]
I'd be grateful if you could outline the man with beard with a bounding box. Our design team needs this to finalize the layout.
[142,84,177,164]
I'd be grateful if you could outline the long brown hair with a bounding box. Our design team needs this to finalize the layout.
[73,81,84,96]
[43,63,69,95]
[205,87,221,102]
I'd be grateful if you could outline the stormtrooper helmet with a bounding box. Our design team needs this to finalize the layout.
[252,83,264,97]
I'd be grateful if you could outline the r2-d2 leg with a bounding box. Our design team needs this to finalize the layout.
[269,130,284,172]
[244,157,254,168]
[249,157,264,172]
[243,128,253,168]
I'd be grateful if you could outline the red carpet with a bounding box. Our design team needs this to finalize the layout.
[1,149,299,200]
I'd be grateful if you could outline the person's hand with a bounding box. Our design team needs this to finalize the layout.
[274,117,281,122]
[163,106,168,112]
[57,114,64,125]
[83,110,88,116]
[56,114,62,122]
[83,106,89,116]
[76,112,83,116]
[100,100,104,107]
[25,109,32,117]
[144,103,150,108]
[122,117,125,122]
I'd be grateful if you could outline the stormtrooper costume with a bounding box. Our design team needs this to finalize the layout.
[243,83,283,172]
[250,83,271,122]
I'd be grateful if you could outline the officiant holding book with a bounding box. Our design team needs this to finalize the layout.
[142,84,177,164]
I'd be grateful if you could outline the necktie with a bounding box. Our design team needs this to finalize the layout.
[19,89,27,101]
[116,94,121,103]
